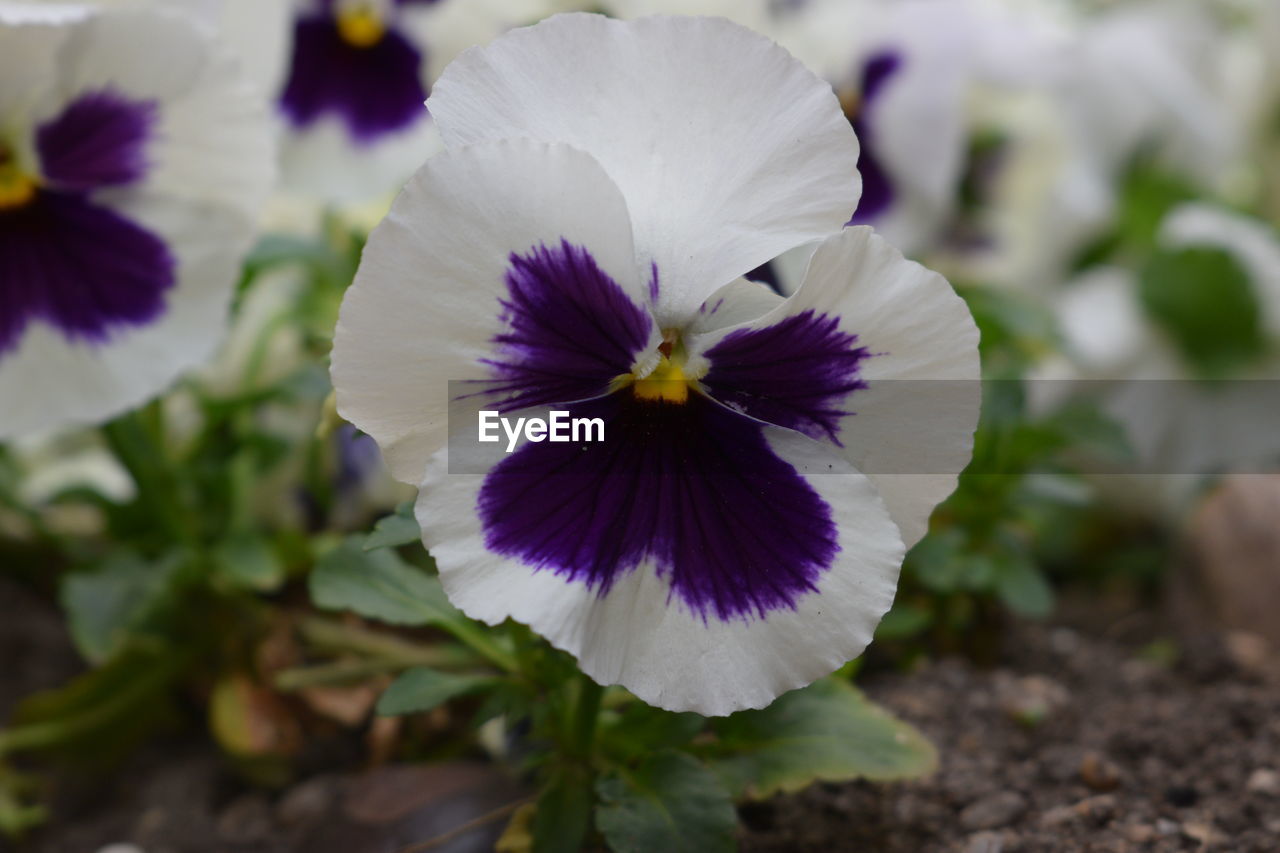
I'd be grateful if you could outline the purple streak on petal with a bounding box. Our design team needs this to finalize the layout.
[475,239,653,411]
[479,392,838,622]
[848,50,903,225]
[701,310,869,444]
[280,15,428,143]
[0,192,175,355]
[36,90,158,191]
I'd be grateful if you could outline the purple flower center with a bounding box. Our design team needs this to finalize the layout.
[280,5,429,143]
[844,50,904,225]
[473,241,870,622]
[0,90,174,357]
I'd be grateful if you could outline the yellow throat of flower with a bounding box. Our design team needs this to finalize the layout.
[337,3,387,48]
[0,146,37,210]
[631,355,692,404]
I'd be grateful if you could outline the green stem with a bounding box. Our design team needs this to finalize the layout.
[568,673,604,761]
[102,405,196,547]
[0,664,172,757]
[297,616,486,670]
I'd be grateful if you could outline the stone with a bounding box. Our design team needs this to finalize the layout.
[1246,768,1280,795]
[959,792,1027,831]
[1079,751,1123,792]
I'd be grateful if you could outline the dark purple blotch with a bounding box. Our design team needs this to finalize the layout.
[701,311,868,444]
[280,14,429,142]
[848,50,904,225]
[476,240,653,411]
[478,392,839,622]
[1,90,173,356]
[36,90,157,191]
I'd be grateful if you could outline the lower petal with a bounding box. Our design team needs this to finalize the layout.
[281,16,428,142]
[420,394,905,715]
[0,191,174,355]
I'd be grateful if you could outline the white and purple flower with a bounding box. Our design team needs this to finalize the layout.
[0,2,273,439]
[331,14,980,714]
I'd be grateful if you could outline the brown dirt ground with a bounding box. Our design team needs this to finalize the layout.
[3,577,1279,853]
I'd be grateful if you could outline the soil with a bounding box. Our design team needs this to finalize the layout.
[3,577,1279,853]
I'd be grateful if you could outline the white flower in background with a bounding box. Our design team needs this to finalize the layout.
[331,14,980,714]
[1040,204,1280,502]
[933,0,1245,294]
[270,0,558,202]
[772,0,976,255]
[0,2,274,440]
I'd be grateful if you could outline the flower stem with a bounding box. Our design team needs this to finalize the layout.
[568,673,604,761]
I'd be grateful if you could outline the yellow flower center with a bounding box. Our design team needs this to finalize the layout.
[337,3,387,48]
[632,355,693,404]
[614,331,703,405]
[0,147,37,211]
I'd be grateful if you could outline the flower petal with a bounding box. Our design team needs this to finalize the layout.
[331,139,658,485]
[0,191,174,356]
[691,227,981,547]
[427,13,860,324]
[418,406,904,715]
[45,7,275,220]
[0,198,249,439]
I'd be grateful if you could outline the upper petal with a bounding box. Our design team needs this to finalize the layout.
[330,139,658,485]
[691,226,981,547]
[427,13,860,325]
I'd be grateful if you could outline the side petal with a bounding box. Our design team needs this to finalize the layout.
[428,13,860,325]
[330,139,657,485]
[418,411,904,716]
[691,227,981,547]
[45,7,276,222]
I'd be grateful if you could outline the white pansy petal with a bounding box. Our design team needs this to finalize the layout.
[0,201,250,439]
[428,13,860,324]
[418,421,903,716]
[686,277,784,336]
[331,139,658,485]
[1,6,271,439]
[690,227,980,548]
[44,7,275,220]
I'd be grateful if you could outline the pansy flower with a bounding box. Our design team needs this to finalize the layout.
[0,3,273,439]
[332,14,980,714]
[774,0,977,255]
[273,0,551,200]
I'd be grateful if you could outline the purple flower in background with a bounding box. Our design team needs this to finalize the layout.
[0,5,273,439]
[331,15,980,714]
[280,0,439,144]
[842,50,903,226]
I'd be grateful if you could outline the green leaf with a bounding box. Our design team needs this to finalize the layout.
[600,704,704,762]
[1139,245,1266,377]
[310,537,454,627]
[375,668,496,716]
[215,534,285,592]
[708,678,937,800]
[993,552,1055,619]
[2,648,179,761]
[310,538,517,673]
[59,553,182,664]
[875,600,932,640]
[595,751,737,853]
[533,765,594,853]
[364,501,420,550]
